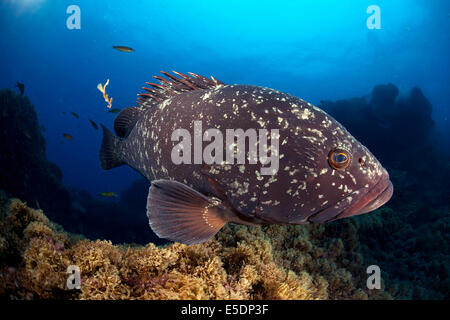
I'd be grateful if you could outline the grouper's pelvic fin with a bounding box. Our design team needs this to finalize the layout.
[147,179,229,245]
[100,124,125,170]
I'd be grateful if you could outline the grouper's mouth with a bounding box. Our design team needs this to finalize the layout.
[307,173,393,223]
[336,175,393,219]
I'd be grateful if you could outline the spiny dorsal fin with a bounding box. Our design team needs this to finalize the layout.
[114,107,144,138]
[136,71,225,110]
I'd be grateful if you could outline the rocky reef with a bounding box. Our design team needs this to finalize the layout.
[0,85,448,299]
[320,84,450,299]
[0,89,72,219]
[0,89,161,245]
[320,84,435,163]
[0,195,394,299]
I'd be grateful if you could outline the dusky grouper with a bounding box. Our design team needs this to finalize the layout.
[100,71,393,245]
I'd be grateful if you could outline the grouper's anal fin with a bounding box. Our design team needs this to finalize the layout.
[147,179,229,245]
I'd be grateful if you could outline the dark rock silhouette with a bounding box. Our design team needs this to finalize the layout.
[0,89,164,245]
[0,89,72,218]
[319,84,448,207]
[320,84,435,163]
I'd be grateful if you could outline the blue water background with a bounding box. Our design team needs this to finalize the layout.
[1,0,449,197]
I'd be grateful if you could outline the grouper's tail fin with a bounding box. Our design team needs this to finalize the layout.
[100,124,125,170]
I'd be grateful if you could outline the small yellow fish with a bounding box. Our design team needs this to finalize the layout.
[100,192,118,198]
[112,45,134,52]
[63,133,73,140]
[97,79,113,109]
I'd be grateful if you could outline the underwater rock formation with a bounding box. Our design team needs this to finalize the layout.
[0,89,72,219]
[354,190,450,300]
[320,84,449,208]
[319,85,450,299]
[0,90,162,245]
[1,188,448,299]
[0,196,394,299]
[320,84,435,163]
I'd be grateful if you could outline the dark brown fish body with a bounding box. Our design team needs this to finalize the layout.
[100,72,393,244]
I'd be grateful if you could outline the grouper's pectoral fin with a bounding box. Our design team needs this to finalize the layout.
[147,179,230,245]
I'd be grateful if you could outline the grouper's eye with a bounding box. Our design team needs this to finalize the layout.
[328,149,351,170]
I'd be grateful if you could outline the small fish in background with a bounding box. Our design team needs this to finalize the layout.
[16,82,24,96]
[70,112,79,119]
[62,133,73,140]
[112,45,134,52]
[62,111,67,115]
[97,79,113,109]
[35,200,41,210]
[108,108,121,114]
[89,119,99,130]
[100,191,118,198]
[22,130,31,139]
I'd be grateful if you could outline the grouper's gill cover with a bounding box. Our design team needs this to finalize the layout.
[99,71,393,245]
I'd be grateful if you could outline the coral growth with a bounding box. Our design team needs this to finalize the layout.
[0,196,393,300]
[351,180,450,299]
